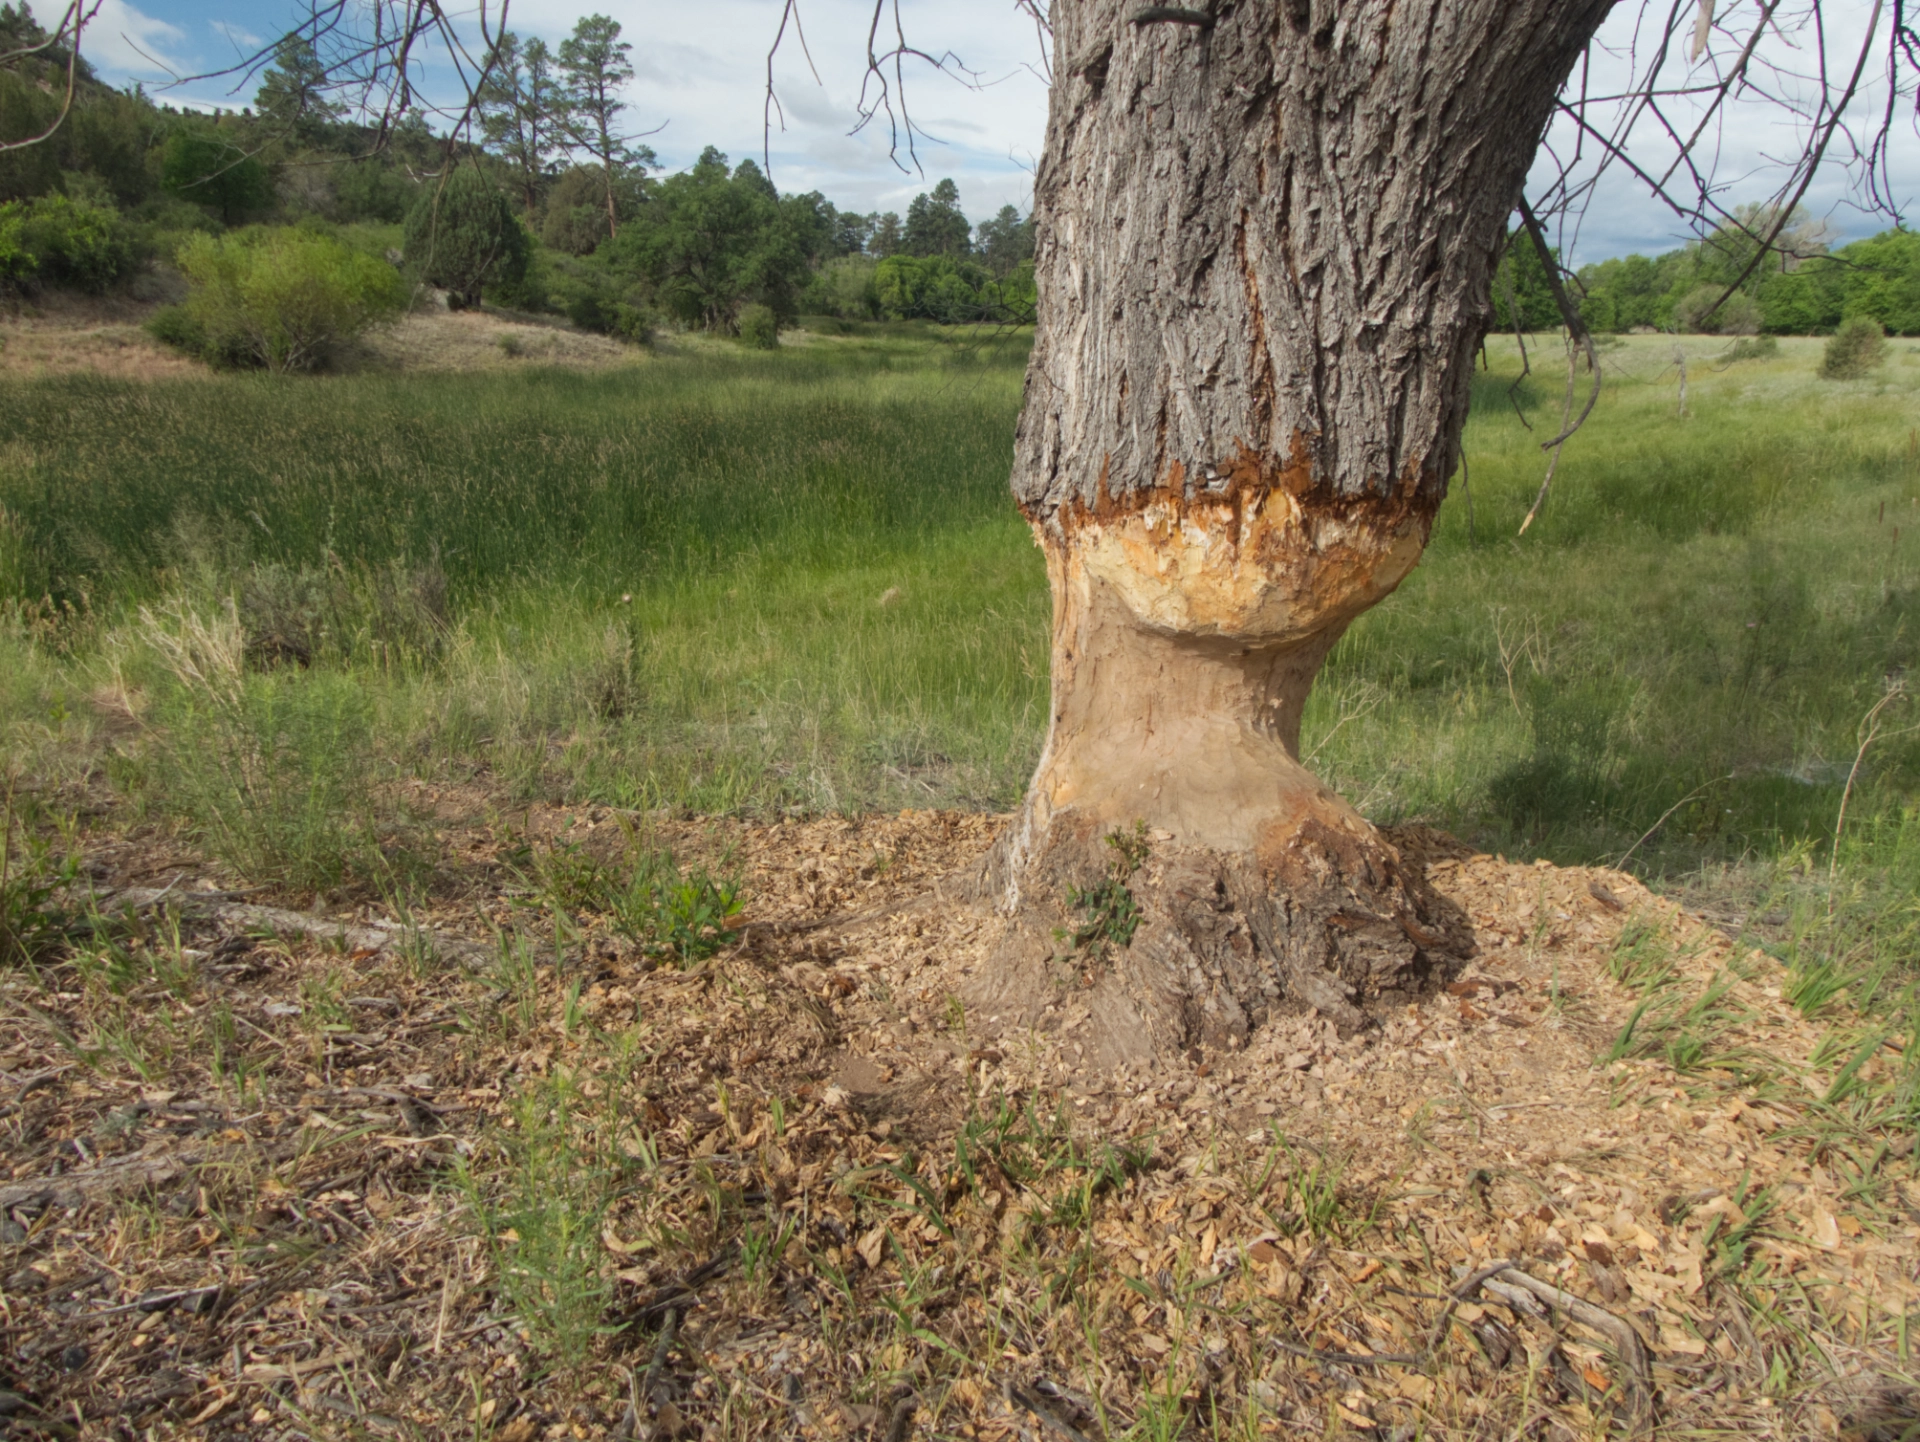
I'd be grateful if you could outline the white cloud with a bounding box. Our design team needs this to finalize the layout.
[79,0,186,77]
[210,19,262,54]
[1533,4,1919,261]
[500,0,1049,221]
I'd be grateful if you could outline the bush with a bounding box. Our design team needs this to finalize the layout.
[801,254,879,319]
[329,161,418,225]
[0,203,30,290]
[403,167,529,308]
[539,165,620,256]
[136,600,385,892]
[238,556,449,667]
[1722,334,1779,363]
[168,228,407,372]
[2,780,79,968]
[1672,283,1762,335]
[547,254,653,342]
[0,194,141,294]
[1821,315,1888,380]
[736,302,778,349]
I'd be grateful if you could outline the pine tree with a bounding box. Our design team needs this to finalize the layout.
[254,35,345,148]
[557,14,653,239]
[479,34,570,219]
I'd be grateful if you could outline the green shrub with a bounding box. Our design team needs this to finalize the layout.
[801,253,879,319]
[136,600,385,891]
[0,203,30,290]
[548,255,652,341]
[160,130,273,226]
[2,780,79,968]
[0,194,141,294]
[403,167,529,308]
[170,228,407,372]
[1672,283,1763,336]
[1821,315,1888,380]
[606,850,743,965]
[144,303,249,369]
[1722,334,1779,363]
[539,166,612,256]
[329,161,418,225]
[237,556,449,667]
[736,302,778,349]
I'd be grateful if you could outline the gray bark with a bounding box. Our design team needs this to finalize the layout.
[1016,0,1615,521]
[973,1,1618,1061]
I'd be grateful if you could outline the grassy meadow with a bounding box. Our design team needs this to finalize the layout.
[3,324,1920,913]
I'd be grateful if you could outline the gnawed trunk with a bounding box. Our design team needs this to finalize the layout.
[968,0,1611,1065]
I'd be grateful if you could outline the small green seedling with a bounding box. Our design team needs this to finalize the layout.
[1062,821,1150,958]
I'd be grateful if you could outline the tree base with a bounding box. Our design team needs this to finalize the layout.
[963,810,1474,1071]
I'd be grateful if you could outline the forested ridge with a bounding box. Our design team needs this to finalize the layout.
[0,5,1036,363]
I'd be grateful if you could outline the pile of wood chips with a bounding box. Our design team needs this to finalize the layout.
[2,804,1916,1440]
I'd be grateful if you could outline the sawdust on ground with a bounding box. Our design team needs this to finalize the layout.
[1,806,1915,1440]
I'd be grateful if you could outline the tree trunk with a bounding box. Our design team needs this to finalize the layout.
[969,0,1611,1066]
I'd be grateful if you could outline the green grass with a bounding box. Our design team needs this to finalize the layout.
[2,326,1919,894]
[0,328,1045,884]
[1312,332,1920,871]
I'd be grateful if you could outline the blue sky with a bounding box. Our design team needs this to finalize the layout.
[64,0,1920,264]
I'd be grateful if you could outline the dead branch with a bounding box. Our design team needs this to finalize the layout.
[1485,1267,1654,1431]
[1515,197,1602,535]
[91,887,489,964]
[0,2,99,155]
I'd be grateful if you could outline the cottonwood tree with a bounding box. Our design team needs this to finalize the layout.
[765,0,1920,1067]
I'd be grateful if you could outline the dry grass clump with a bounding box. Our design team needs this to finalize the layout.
[352,309,642,373]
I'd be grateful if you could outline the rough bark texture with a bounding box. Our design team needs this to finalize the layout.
[970,0,1614,1066]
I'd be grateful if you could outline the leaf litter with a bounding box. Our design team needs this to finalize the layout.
[1,802,1917,1440]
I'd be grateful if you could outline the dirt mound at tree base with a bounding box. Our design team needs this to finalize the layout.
[1,804,1913,1439]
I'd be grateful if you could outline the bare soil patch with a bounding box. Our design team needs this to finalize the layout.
[0,293,640,381]
[0,293,201,381]
[1,806,1914,1440]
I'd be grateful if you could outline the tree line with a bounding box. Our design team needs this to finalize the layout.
[1491,204,1920,338]
[0,5,1036,363]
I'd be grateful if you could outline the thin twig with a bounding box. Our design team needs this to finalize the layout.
[1830,682,1908,894]
[1613,774,1733,871]
[640,1306,679,1417]
[1515,198,1602,535]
